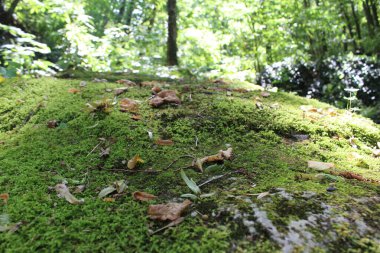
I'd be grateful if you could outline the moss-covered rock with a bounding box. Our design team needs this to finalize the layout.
[0,74,379,252]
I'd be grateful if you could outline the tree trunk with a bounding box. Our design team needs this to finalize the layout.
[363,0,375,36]
[125,0,135,26]
[350,1,362,39]
[167,0,178,66]
[117,0,127,23]
[369,0,379,28]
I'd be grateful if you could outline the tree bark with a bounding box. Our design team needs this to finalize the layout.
[350,1,362,39]
[125,0,135,26]
[369,0,379,27]
[363,0,375,36]
[166,0,178,66]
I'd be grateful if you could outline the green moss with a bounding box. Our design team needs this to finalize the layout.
[0,74,379,252]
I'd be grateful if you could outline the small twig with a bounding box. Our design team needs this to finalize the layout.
[165,155,196,170]
[107,169,161,174]
[174,165,195,172]
[86,142,102,157]
[198,170,240,188]
[195,136,198,147]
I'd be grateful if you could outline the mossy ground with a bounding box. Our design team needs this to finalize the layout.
[0,73,379,252]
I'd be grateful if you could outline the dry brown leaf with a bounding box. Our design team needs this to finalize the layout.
[114,87,128,96]
[120,98,139,113]
[308,161,335,171]
[149,90,181,107]
[132,191,157,201]
[194,148,233,172]
[131,114,141,121]
[128,155,144,169]
[148,200,192,221]
[55,184,84,205]
[338,171,366,181]
[0,193,9,204]
[103,197,116,202]
[47,120,58,128]
[116,79,136,86]
[152,86,162,94]
[155,139,174,146]
[68,88,80,94]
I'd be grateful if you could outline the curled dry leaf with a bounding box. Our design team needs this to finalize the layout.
[132,191,157,201]
[98,180,128,198]
[55,184,84,205]
[148,200,192,221]
[127,155,144,169]
[194,148,233,172]
[120,98,138,113]
[152,86,162,94]
[68,88,80,94]
[0,193,9,204]
[116,79,136,86]
[155,139,174,146]
[149,90,181,107]
[308,161,335,171]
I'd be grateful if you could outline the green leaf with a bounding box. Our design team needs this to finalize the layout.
[180,169,201,195]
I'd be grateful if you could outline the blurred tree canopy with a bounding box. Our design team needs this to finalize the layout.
[1,0,380,121]
[0,0,379,80]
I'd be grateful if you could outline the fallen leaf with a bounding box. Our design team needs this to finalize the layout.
[74,185,85,193]
[256,102,263,109]
[257,191,270,199]
[212,79,227,85]
[114,180,128,193]
[68,88,80,94]
[155,139,174,146]
[114,87,128,96]
[149,90,181,107]
[79,81,87,87]
[148,200,192,221]
[308,161,335,171]
[98,186,116,198]
[338,171,365,181]
[0,193,9,204]
[116,79,136,86]
[133,191,157,201]
[194,148,233,172]
[152,86,162,94]
[349,136,358,149]
[128,155,144,169]
[120,98,139,113]
[131,114,141,121]
[99,147,110,158]
[261,92,270,97]
[47,120,58,128]
[180,169,201,194]
[103,198,115,202]
[55,184,84,204]
[93,78,108,83]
